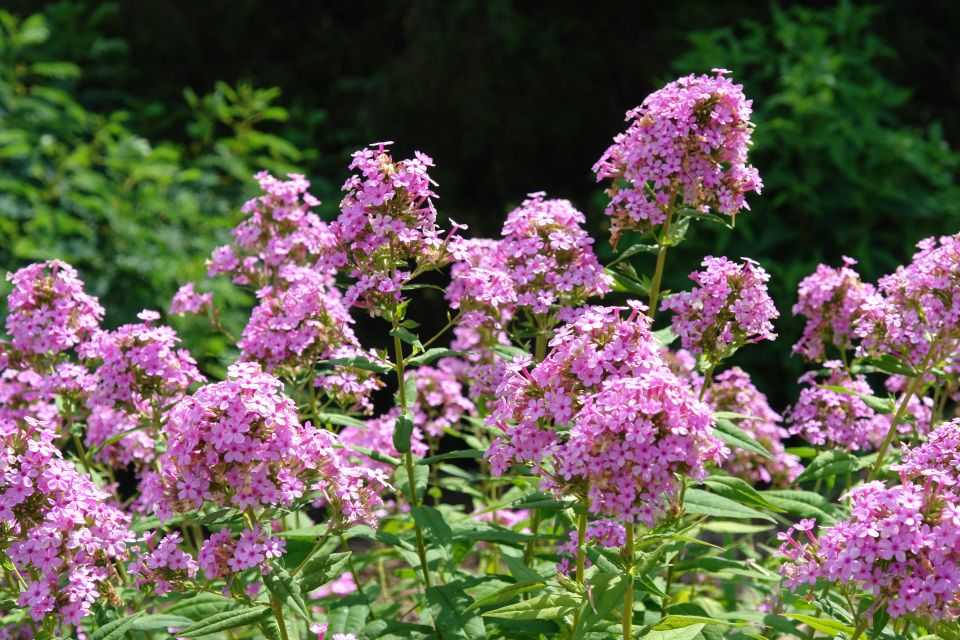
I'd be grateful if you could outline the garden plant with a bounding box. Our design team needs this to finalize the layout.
[2,66,960,640]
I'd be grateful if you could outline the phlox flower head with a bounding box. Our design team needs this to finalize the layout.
[155,362,385,529]
[131,532,199,595]
[706,367,801,486]
[0,417,132,627]
[207,171,333,287]
[558,372,725,525]
[785,364,888,452]
[327,142,463,314]
[792,257,875,362]
[855,234,960,370]
[895,418,960,487]
[170,282,213,316]
[593,70,761,245]
[486,303,662,476]
[5,260,103,356]
[662,256,778,367]
[409,365,476,439]
[237,265,383,414]
[779,481,960,621]
[496,192,610,317]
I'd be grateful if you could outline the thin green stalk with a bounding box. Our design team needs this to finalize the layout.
[869,350,934,480]
[647,207,675,317]
[572,509,589,630]
[341,536,366,599]
[270,594,290,640]
[622,521,635,638]
[698,366,714,402]
[522,331,550,568]
[393,329,433,590]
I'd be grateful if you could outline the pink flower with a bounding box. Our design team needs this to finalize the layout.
[593,70,761,244]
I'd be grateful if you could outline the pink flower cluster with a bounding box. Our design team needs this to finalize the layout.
[340,410,427,478]
[487,304,663,474]
[153,362,385,529]
[779,481,960,620]
[207,171,333,287]
[564,373,724,524]
[706,368,801,486]
[0,418,131,626]
[409,365,475,439]
[593,70,761,244]
[855,235,960,368]
[785,366,888,451]
[556,518,625,574]
[895,418,960,487]
[792,257,875,362]
[663,256,778,366]
[5,261,103,357]
[169,283,212,316]
[132,532,198,595]
[327,142,462,313]
[487,304,725,524]
[448,194,610,327]
[78,311,203,467]
[198,527,285,580]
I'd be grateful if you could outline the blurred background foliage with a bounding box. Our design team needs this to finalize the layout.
[0,0,958,405]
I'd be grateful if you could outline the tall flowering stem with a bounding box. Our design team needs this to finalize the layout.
[622,521,635,638]
[392,323,433,591]
[868,348,935,480]
[646,206,675,316]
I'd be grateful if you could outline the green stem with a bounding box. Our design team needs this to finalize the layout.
[698,366,714,402]
[850,618,869,640]
[271,594,290,640]
[869,351,933,480]
[341,536,366,599]
[522,330,550,568]
[647,207,675,317]
[572,509,589,630]
[622,521,634,638]
[393,329,433,591]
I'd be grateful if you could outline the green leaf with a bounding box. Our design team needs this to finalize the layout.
[795,450,867,484]
[642,624,705,640]
[392,412,415,454]
[652,615,733,630]
[172,606,270,637]
[762,490,837,525]
[607,241,660,267]
[703,476,785,513]
[411,506,454,548]
[317,356,391,374]
[417,449,485,465]
[394,463,428,504]
[299,551,352,592]
[822,385,895,413]
[390,326,424,352]
[327,602,370,635]
[574,572,629,639]
[484,593,579,620]
[464,581,546,612]
[263,562,309,618]
[87,612,145,640]
[712,418,775,461]
[427,582,486,639]
[784,613,855,636]
[605,267,649,296]
[501,554,545,584]
[683,488,776,522]
[129,614,195,632]
[165,593,235,620]
[314,412,366,429]
[407,348,466,366]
